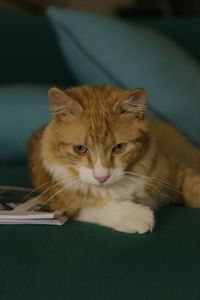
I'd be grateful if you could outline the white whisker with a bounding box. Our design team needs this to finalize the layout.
[22,179,58,201]
[43,186,67,206]
[124,171,181,195]
[36,180,67,202]
[42,178,81,206]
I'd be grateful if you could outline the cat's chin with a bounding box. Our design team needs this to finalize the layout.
[80,180,107,187]
[89,181,112,187]
[78,166,124,187]
[81,177,121,187]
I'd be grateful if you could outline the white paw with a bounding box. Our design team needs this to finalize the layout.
[77,200,155,234]
[115,204,155,234]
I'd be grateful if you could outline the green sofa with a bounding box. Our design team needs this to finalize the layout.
[1,10,200,300]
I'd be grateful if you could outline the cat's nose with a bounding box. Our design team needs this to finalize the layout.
[94,175,110,183]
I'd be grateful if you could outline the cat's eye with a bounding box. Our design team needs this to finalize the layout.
[73,145,88,155]
[112,143,127,153]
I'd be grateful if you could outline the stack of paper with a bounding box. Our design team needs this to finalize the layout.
[0,186,68,225]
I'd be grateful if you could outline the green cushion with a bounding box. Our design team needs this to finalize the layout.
[0,84,51,162]
[0,205,200,300]
[47,8,200,145]
[0,11,74,85]
[1,162,200,300]
[129,17,200,62]
[0,163,31,187]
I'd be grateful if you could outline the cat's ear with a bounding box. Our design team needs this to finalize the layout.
[48,87,83,118]
[115,88,147,119]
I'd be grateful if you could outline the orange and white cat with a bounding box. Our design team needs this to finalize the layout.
[28,85,200,233]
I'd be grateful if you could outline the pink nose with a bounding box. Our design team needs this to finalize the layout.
[94,175,110,183]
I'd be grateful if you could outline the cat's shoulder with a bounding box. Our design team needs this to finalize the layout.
[28,126,47,148]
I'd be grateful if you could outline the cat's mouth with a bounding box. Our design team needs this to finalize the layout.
[80,173,124,187]
[77,166,124,187]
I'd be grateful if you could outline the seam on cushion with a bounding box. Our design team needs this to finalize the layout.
[57,22,167,118]
[56,21,198,145]
[58,22,127,88]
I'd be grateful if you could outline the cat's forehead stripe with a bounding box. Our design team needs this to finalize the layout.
[86,115,113,144]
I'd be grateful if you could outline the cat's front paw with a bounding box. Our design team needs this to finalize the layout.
[115,203,155,234]
[77,200,155,234]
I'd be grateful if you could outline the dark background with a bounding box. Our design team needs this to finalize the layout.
[117,0,200,18]
[0,0,200,17]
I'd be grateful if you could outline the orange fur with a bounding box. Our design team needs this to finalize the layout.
[28,85,200,218]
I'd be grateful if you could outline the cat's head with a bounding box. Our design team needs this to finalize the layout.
[42,85,150,188]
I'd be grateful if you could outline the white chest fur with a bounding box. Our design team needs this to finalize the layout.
[42,157,146,203]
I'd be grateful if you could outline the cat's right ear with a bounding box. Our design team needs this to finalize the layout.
[115,88,147,120]
[48,87,83,118]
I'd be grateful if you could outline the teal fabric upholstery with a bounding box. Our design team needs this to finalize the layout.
[0,205,200,300]
[47,8,200,145]
[0,11,74,85]
[130,17,200,61]
[1,161,200,300]
[0,84,50,162]
[1,10,200,300]
[0,164,30,187]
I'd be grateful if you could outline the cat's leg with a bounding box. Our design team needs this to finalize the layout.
[150,119,200,172]
[179,165,200,208]
[76,200,155,233]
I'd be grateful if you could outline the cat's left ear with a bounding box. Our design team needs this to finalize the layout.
[48,87,83,118]
[116,88,147,119]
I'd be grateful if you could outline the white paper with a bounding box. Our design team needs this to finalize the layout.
[0,186,68,225]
